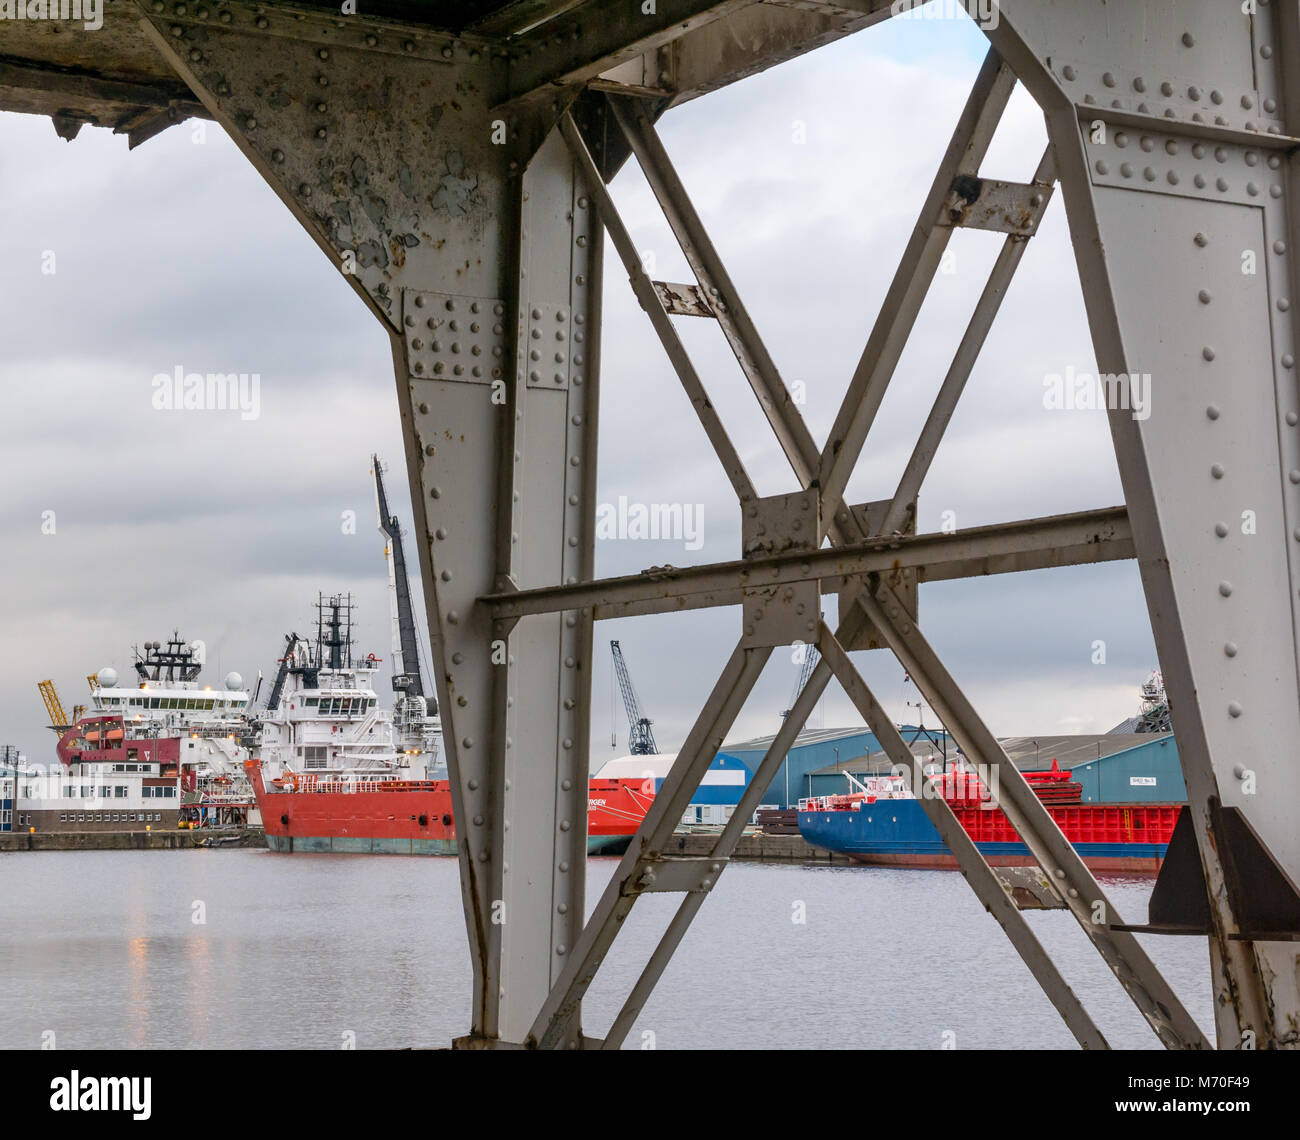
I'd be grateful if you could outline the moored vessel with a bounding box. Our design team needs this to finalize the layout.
[798,759,1180,873]
[249,456,654,856]
[24,636,257,833]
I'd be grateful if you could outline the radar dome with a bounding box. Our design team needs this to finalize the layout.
[224,671,243,691]
[97,667,118,688]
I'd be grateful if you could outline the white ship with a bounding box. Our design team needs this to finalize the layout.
[256,592,441,787]
[26,635,259,834]
[253,455,441,790]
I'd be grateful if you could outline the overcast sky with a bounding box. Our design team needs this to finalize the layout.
[0,13,1159,768]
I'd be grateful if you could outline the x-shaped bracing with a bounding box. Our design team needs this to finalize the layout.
[486,49,1209,1050]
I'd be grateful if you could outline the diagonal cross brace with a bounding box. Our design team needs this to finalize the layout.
[529,641,772,1048]
[817,49,1018,537]
[558,111,757,503]
[594,602,1110,1051]
[605,92,823,489]
[813,619,1110,1050]
[855,581,1210,1049]
[534,44,1207,1050]
[879,146,1058,536]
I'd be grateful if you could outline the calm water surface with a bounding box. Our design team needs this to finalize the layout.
[0,851,1214,1049]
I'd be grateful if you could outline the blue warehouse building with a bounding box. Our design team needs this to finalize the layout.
[596,728,1186,817]
[722,727,1185,810]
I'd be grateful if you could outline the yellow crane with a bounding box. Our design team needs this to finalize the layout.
[37,679,71,734]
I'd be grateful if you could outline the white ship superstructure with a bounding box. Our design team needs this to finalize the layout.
[255,458,442,788]
[90,635,254,788]
[257,593,441,787]
[23,634,259,833]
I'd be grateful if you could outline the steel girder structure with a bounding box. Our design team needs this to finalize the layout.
[6,0,1296,1047]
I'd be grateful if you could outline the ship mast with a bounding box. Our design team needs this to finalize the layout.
[316,593,353,671]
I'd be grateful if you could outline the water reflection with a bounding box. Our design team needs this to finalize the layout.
[0,850,1213,1049]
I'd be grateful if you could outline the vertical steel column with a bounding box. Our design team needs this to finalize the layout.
[987,0,1300,1046]
[135,3,600,1045]
[495,128,605,1045]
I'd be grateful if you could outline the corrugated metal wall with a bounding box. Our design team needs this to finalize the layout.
[1068,736,1186,803]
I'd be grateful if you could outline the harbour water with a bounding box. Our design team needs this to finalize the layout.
[0,851,1214,1049]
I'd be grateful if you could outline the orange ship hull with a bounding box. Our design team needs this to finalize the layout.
[250,763,654,856]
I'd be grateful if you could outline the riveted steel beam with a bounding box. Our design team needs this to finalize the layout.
[134,0,607,1047]
[663,0,896,107]
[986,0,1300,1049]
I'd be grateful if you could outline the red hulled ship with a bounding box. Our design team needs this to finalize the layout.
[249,457,654,856]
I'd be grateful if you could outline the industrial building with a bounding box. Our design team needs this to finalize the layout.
[597,726,1185,815]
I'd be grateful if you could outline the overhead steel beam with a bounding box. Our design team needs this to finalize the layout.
[480,506,1134,622]
[503,0,758,103]
[663,0,895,106]
[468,0,591,38]
[0,56,209,119]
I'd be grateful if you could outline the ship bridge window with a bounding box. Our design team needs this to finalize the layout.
[305,698,317,707]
